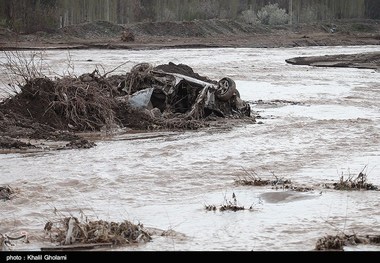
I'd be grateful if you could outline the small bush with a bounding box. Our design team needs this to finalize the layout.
[240,9,258,25]
[257,3,290,25]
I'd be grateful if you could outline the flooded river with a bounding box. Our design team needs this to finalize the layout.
[1,45,380,251]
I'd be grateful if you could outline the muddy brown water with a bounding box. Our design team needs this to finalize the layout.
[0,45,380,251]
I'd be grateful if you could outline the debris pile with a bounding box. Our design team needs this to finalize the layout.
[0,62,253,150]
[204,192,253,212]
[0,185,15,201]
[0,232,29,251]
[315,233,380,251]
[326,169,379,191]
[234,169,300,190]
[45,217,151,248]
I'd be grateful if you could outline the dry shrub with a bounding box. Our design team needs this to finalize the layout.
[205,192,250,212]
[240,9,258,25]
[51,75,117,131]
[315,233,380,251]
[235,169,291,187]
[0,51,47,87]
[257,3,290,25]
[331,167,378,191]
[45,217,151,246]
[0,185,15,201]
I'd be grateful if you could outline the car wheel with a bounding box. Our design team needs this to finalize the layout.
[216,77,237,101]
[131,63,153,75]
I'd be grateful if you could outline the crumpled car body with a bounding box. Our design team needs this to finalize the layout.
[122,63,251,119]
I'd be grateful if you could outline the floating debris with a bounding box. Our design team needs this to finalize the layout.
[325,167,378,191]
[0,185,15,201]
[234,169,292,188]
[44,217,152,249]
[0,232,29,251]
[315,233,380,251]
[205,192,252,212]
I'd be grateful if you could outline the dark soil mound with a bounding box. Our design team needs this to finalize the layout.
[0,75,118,132]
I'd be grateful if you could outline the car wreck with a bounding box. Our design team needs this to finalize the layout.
[0,61,253,151]
[118,62,251,120]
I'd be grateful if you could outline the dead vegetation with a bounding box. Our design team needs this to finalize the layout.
[0,185,16,201]
[204,192,254,212]
[1,207,172,251]
[44,216,152,249]
[232,168,379,251]
[236,167,379,193]
[0,232,29,251]
[6,73,119,132]
[234,169,291,187]
[234,169,314,192]
[315,233,380,251]
[324,166,378,191]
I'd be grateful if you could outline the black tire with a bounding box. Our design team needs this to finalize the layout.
[216,77,237,101]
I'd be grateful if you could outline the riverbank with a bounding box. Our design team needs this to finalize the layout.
[1,19,379,50]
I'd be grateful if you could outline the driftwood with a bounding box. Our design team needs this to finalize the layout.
[41,243,113,251]
[0,233,29,251]
[45,217,152,249]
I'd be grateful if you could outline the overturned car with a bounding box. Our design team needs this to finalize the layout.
[119,63,251,120]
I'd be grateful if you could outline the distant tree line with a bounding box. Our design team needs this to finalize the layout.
[0,0,379,33]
